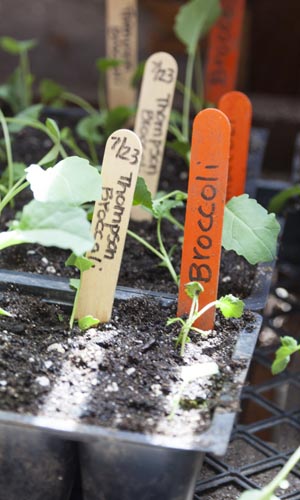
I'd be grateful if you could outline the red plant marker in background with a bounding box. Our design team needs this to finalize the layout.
[204,0,245,105]
[177,109,231,331]
[218,91,252,201]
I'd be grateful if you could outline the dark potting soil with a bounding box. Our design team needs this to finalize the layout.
[0,114,255,297]
[0,288,255,440]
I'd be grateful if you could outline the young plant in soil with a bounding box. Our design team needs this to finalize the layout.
[0,155,102,327]
[132,181,281,287]
[167,281,244,355]
[271,336,300,375]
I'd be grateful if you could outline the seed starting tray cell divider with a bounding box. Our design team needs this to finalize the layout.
[194,280,300,499]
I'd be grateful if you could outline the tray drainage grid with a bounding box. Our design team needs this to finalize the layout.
[195,264,300,499]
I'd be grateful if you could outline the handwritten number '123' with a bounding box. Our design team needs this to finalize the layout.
[110,136,140,165]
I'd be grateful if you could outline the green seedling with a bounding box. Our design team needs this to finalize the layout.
[166,0,221,163]
[0,36,37,113]
[268,184,300,214]
[0,307,12,317]
[271,336,300,375]
[132,180,280,285]
[167,282,244,355]
[129,184,187,285]
[0,156,102,329]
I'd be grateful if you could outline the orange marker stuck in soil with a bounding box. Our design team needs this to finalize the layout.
[177,109,231,331]
[218,91,252,201]
[204,0,245,105]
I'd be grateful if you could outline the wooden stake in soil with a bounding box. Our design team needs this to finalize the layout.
[131,52,178,221]
[76,129,142,322]
[177,109,231,331]
[218,91,252,201]
[204,0,245,105]
[105,0,138,109]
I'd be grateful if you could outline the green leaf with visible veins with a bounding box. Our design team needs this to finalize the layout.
[216,295,244,319]
[223,195,280,265]
[26,156,102,205]
[174,0,221,54]
[0,201,94,256]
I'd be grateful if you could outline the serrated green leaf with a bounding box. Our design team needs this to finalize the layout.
[216,295,244,319]
[0,200,94,256]
[8,104,43,133]
[66,253,94,272]
[0,37,37,55]
[26,156,101,205]
[174,0,221,54]
[76,113,106,143]
[268,185,300,214]
[78,315,100,330]
[185,281,204,299]
[0,307,12,317]
[223,195,280,265]
[133,176,153,209]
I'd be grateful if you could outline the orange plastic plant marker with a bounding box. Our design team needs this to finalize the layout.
[177,109,230,331]
[204,0,245,105]
[218,91,252,201]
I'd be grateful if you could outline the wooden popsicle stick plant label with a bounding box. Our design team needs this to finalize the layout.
[204,0,245,105]
[76,129,142,322]
[218,91,252,201]
[177,109,231,331]
[131,52,178,221]
[105,0,138,109]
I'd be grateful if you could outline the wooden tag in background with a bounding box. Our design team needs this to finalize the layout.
[76,129,142,322]
[204,0,246,105]
[177,109,231,331]
[131,52,178,221]
[105,0,138,109]
[218,91,252,201]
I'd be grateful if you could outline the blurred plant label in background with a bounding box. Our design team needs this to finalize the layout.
[204,0,245,105]
[105,0,138,108]
[177,109,230,331]
[131,52,178,221]
[218,91,252,201]
[76,129,142,322]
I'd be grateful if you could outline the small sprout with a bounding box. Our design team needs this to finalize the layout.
[0,307,12,317]
[168,282,245,356]
[271,336,300,375]
[78,316,100,331]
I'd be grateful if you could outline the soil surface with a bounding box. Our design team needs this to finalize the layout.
[0,288,255,441]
